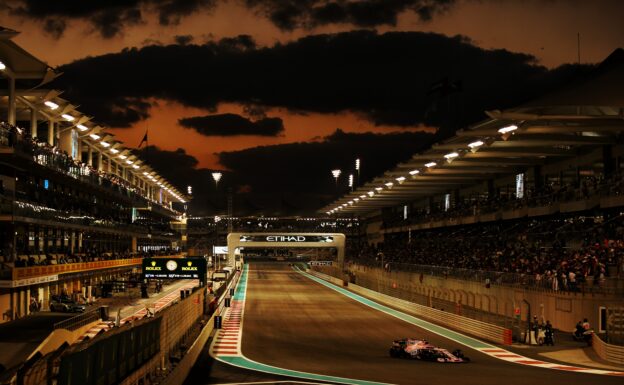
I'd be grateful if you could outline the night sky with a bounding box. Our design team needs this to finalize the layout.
[2,1,623,215]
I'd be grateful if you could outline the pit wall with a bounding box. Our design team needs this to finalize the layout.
[119,285,207,385]
[314,264,622,334]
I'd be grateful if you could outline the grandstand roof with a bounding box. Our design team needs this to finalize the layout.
[0,27,186,204]
[0,29,57,85]
[322,49,624,215]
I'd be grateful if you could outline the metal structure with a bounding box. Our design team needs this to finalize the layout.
[322,49,624,215]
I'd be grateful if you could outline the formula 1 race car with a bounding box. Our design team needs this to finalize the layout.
[389,338,470,363]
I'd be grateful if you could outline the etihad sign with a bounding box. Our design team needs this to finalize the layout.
[266,235,307,242]
[239,234,334,243]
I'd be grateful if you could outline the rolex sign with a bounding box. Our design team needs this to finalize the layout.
[142,257,207,280]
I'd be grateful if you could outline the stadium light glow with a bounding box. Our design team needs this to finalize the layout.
[132,164,139,169]
[44,101,59,110]
[119,155,127,159]
[375,187,383,191]
[0,61,5,70]
[385,182,394,188]
[425,162,437,168]
[498,124,518,134]
[100,141,110,147]
[331,169,341,178]
[348,201,353,205]
[354,198,359,202]
[126,160,133,165]
[409,169,420,175]
[143,172,149,176]
[444,152,459,159]
[212,172,222,187]
[110,148,119,154]
[368,191,375,197]
[77,124,89,131]
[360,194,366,199]
[468,140,484,149]
[62,114,75,121]
[348,174,354,187]
[89,133,100,140]
[355,158,360,170]
[396,176,406,183]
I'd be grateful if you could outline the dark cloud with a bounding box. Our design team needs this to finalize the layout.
[5,0,214,38]
[245,0,456,30]
[179,113,284,136]
[42,18,66,39]
[55,30,592,135]
[174,34,194,45]
[91,7,143,39]
[135,130,434,215]
[6,0,455,38]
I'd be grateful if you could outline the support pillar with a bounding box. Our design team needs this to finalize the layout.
[18,289,25,318]
[7,76,16,126]
[87,144,93,166]
[25,289,30,316]
[70,231,76,254]
[97,152,103,171]
[11,290,18,320]
[48,121,55,146]
[43,285,50,311]
[30,108,38,138]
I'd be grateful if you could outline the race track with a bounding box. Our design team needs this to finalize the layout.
[237,263,622,385]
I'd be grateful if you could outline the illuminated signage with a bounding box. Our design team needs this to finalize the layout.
[309,261,333,266]
[142,257,206,280]
[239,235,334,243]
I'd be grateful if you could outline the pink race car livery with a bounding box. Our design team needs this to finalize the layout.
[389,338,470,363]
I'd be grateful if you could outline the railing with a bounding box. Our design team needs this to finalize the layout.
[0,130,180,217]
[53,309,100,331]
[593,333,624,364]
[12,258,144,280]
[385,262,624,296]
[3,200,173,237]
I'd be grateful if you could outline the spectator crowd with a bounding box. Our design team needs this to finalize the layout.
[349,214,624,291]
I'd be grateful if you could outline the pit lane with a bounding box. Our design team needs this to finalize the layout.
[188,262,623,385]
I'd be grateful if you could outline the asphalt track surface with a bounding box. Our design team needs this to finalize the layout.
[188,263,623,385]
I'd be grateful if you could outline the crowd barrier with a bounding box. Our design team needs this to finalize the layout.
[307,269,512,345]
[593,334,624,365]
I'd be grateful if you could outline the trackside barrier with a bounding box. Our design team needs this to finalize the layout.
[593,334,624,365]
[156,270,241,385]
[307,269,512,345]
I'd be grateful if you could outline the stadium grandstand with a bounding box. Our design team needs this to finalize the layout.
[319,48,624,342]
[0,28,187,321]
